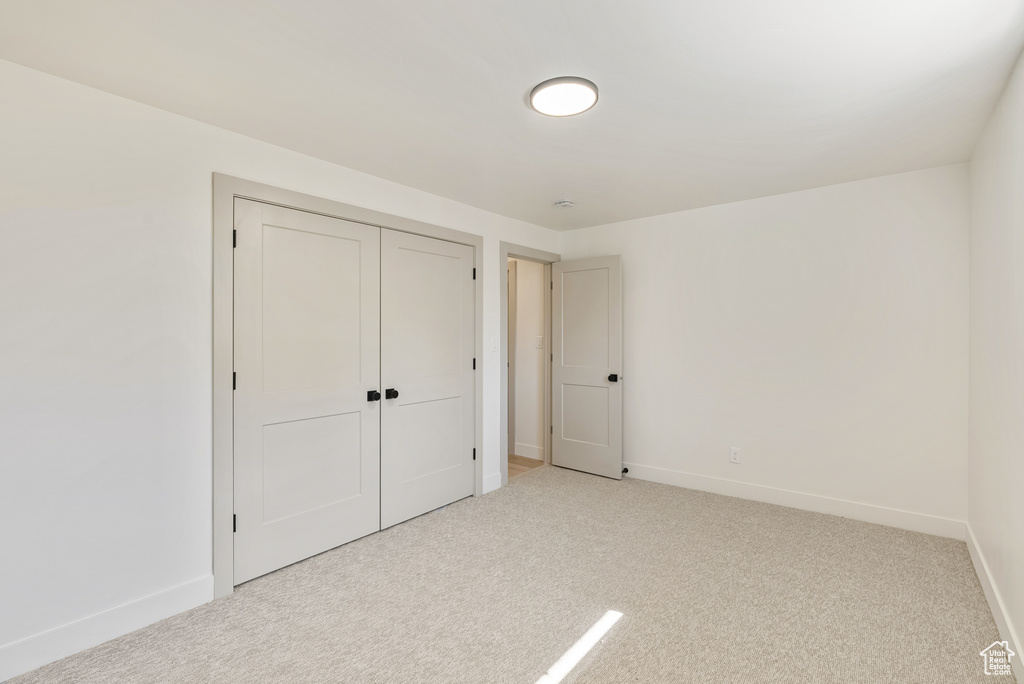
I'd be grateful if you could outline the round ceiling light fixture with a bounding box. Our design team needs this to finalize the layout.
[530,77,598,117]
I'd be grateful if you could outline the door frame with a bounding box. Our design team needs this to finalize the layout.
[499,242,560,487]
[213,173,484,599]
[506,258,517,457]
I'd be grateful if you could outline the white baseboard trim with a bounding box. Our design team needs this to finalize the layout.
[967,523,1022,681]
[483,471,502,494]
[0,575,214,682]
[513,444,544,462]
[623,462,966,540]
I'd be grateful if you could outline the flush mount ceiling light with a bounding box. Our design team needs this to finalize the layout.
[530,77,598,117]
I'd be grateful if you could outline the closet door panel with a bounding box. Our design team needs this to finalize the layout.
[381,230,475,528]
[233,199,381,584]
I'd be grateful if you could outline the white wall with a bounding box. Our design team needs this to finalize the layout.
[968,46,1024,667]
[560,165,970,536]
[0,59,559,679]
[511,258,546,461]
[0,52,998,682]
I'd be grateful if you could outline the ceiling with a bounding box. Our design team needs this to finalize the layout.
[2,0,1023,230]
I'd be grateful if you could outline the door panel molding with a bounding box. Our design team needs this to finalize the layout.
[213,174,483,599]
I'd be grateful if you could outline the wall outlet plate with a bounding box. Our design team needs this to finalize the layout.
[730,447,741,464]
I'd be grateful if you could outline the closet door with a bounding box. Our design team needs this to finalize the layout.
[380,230,475,528]
[233,199,381,584]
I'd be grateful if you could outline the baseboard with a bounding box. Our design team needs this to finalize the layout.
[967,524,1022,681]
[623,462,966,540]
[483,471,502,494]
[513,444,544,462]
[0,575,214,682]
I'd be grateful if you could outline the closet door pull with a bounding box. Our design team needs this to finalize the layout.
[367,390,381,402]
[385,388,400,400]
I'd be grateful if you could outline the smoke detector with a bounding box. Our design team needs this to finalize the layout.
[554,199,575,209]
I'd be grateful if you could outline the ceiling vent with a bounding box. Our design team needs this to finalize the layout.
[554,199,575,209]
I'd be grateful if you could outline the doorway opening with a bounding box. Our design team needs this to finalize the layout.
[499,242,560,487]
[499,243,624,487]
[507,257,547,481]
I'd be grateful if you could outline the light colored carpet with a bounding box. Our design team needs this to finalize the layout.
[11,466,1009,683]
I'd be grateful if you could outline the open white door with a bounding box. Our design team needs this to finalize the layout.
[233,199,381,584]
[552,256,623,479]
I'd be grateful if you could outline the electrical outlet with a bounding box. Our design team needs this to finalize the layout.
[730,447,741,464]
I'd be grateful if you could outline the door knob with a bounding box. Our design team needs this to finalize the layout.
[608,374,619,382]
[385,388,399,400]
[367,390,381,402]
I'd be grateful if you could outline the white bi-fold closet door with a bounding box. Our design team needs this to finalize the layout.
[233,199,475,584]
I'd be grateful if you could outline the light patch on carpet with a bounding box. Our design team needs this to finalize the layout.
[536,609,623,684]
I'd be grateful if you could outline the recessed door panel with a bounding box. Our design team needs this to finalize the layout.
[234,199,380,584]
[262,226,363,392]
[392,396,464,483]
[552,256,623,479]
[381,230,475,529]
[561,384,610,447]
[388,247,464,381]
[562,268,610,369]
[262,412,362,523]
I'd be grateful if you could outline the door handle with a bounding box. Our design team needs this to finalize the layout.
[367,390,381,402]
[385,388,399,400]
[608,374,619,382]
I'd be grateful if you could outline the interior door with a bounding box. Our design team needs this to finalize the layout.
[552,256,623,479]
[233,199,381,584]
[380,229,475,528]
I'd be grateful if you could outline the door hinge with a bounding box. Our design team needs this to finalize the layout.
[551,425,553,434]
[550,281,553,290]
[233,514,237,532]
[472,357,476,370]
[472,448,477,461]
[472,267,477,280]
[233,372,236,390]
[233,229,237,248]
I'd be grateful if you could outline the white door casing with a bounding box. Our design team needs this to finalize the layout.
[507,258,518,457]
[380,230,476,528]
[552,256,623,480]
[233,199,381,584]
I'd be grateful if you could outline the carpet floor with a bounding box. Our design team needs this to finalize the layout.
[11,466,1009,683]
